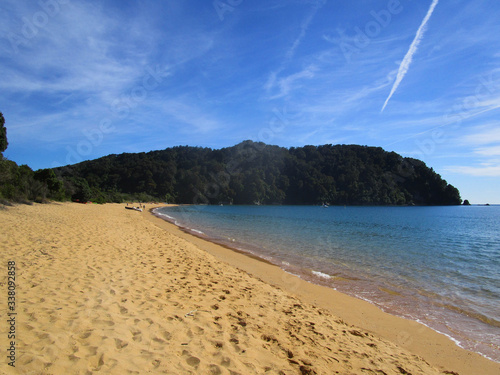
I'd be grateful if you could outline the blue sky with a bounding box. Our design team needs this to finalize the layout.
[1,0,499,203]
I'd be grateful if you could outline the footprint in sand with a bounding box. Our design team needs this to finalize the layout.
[114,338,128,349]
[193,326,205,335]
[186,356,200,367]
[160,331,172,340]
[83,346,98,356]
[92,353,105,371]
[94,319,115,327]
[152,336,166,344]
[132,331,142,342]
[79,330,93,339]
[208,364,222,374]
[36,332,50,340]
[220,356,231,368]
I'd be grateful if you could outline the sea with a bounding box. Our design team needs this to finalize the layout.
[153,204,500,362]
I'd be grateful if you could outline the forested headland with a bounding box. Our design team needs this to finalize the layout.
[0,112,461,206]
[54,140,461,205]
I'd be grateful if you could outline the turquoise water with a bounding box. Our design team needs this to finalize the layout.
[154,205,500,362]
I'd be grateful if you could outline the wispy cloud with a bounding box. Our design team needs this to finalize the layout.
[268,65,318,100]
[284,1,325,63]
[265,1,326,96]
[475,146,500,156]
[381,0,440,112]
[0,2,156,99]
[444,123,500,177]
[158,98,223,134]
[446,164,500,177]
[460,123,500,145]
[0,1,220,151]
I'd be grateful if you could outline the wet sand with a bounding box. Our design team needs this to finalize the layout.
[0,202,498,374]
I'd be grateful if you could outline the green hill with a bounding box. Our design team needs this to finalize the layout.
[53,140,461,206]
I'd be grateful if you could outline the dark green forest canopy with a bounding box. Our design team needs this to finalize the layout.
[53,140,461,205]
[0,112,66,203]
[0,112,7,154]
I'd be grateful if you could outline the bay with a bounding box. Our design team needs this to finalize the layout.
[154,204,500,362]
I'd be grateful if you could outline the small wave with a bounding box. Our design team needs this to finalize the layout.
[191,229,205,235]
[153,210,176,220]
[312,270,331,279]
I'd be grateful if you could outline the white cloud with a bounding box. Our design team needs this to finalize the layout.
[265,1,326,96]
[445,123,500,177]
[269,65,317,99]
[285,1,324,62]
[460,124,500,145]
[446,164,500,177]
[475,146,500,156]
[0,2,155,100]
[158,98,223,134]
[0,1,220,151]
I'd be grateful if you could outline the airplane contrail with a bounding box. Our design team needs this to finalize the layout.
[381,0,440,112]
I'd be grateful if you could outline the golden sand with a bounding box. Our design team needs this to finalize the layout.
[0,202,498,374]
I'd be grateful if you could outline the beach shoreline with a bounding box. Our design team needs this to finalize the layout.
[151,205,500,364]
[0,202,498,374]
[148,205,500,374]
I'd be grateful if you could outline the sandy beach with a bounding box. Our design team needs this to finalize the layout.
[1,203,499,374]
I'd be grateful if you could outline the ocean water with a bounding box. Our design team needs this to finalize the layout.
[154,205,500,362]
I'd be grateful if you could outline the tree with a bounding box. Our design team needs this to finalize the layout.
[51,141,462,205]
[70,177,92,202]
[0,112,7,154]
[34,168,65,200]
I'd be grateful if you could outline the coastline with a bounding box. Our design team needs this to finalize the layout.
[0,202,497,374]
[148,205,500,375]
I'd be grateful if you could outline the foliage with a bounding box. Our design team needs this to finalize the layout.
[0,112,68,203]
[0,159,68,203]
[53,140,461,206]
[0,112,7,154]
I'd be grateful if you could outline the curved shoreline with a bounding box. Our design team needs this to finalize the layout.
[1,201,496,374]
[148,205,500,374]
[151,206,500,362]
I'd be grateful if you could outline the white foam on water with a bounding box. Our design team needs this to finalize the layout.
[312,270,331,279]
[153,209,175,220]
